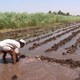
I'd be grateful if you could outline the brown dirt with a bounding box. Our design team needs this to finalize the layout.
[0,23,80,80]
[0,55,79,80]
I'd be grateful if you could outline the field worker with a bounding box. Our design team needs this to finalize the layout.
[0,39,26,64]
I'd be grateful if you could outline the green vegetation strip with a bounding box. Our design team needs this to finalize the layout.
[0,12,80,29]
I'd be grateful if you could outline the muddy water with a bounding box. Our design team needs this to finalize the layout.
[25,31,53,42]
[20,27,80,57]
[57,33,80,53]
[28,25,80,48]
[26,30,64,45]
[44,34,80,61]
[22,29,66,53]
[0,55,79,80]
[46,33,80,61]
[20,25,80,64]
[0,24,80,80]
[25,24,79,44]
[20,32,71,57]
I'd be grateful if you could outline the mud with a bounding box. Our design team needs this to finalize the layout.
[29,26,80,50]
[0,23,80,80]
[0,56,79,80]
[38,56,80,68]
[45,29,80,52]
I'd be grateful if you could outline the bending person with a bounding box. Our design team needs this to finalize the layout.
[0,39,26,64]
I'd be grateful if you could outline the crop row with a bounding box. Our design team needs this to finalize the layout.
[45,29,80,52]
[29,26,80,50]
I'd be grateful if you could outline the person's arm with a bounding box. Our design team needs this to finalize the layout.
[3,46,17,64]
[7,49,17,64]
[15,48,21,56]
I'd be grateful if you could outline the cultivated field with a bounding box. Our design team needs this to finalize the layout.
[1,13,80,80]
[0,23,80,80]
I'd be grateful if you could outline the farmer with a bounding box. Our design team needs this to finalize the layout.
[0,39,26,64]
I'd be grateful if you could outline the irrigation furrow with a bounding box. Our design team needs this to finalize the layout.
[37,56,80,68]
[45,29,80,53]
[25,24,80,44]
[29,26,80,50]
[54,33,80,55]
[64,37,80,54]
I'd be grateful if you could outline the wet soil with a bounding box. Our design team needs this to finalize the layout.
[1,23,80,80]
[0,55,79,80]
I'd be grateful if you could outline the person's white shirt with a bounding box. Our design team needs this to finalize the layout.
[0,39,20,54]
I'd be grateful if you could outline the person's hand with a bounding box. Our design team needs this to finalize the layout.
[17,53,21,56]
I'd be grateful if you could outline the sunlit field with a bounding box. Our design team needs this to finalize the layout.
[0,12,80,29]
[1,12,80,80]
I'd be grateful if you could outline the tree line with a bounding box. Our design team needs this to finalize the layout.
[48,10,70,16]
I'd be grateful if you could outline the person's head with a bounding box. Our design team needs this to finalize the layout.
[19,39,26,48]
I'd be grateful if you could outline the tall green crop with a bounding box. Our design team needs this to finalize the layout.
[0,12,80,29]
